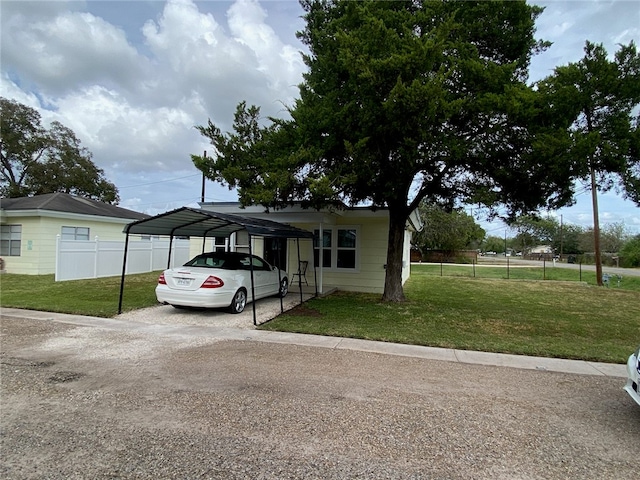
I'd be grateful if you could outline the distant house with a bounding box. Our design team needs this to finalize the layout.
[530,245,553,254]
[197,202,423,295]
[0,193,148,275]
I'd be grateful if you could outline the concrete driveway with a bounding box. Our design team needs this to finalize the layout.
[1,308,638,479]
[119,290,316,328]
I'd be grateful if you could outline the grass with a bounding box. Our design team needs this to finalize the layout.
[259,264,640,363]
[0,272,160,317]
[415,262,640,290]
[2,266,639,363]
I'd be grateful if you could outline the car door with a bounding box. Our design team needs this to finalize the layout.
[249,255,278,299]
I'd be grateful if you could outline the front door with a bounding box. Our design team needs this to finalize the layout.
[264,238,287,271]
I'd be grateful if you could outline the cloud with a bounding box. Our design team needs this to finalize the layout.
[1,8,148,96]
[530,0,640,82]
[1,0,307,175]
[1,0,637,222]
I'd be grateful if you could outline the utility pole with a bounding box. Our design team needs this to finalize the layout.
[560,214,564,259]
[201,151,207,203]
[590,164,603,286]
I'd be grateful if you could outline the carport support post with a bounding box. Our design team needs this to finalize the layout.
[248,233,257,326]
[276,239,284,313]
[117,232,131,315]
[167,235,174,269]
[297,238,303,304]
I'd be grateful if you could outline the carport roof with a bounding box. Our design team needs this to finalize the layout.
[124,206,315,239]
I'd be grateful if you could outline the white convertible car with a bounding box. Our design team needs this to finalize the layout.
[156,251,288,314]
[624,346,640,406]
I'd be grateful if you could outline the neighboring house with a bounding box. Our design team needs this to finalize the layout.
[197,202,423,295]
[0,193,148,275]
[530,245,553,254]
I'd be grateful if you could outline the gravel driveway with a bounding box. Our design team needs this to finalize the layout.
[1,310,639,479]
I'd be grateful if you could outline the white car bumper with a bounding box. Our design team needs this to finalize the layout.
[623,352,640,407]
[155,285,235,309]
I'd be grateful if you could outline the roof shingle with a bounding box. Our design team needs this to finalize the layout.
[0,192,149,220]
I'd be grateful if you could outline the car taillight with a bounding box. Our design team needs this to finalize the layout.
[158,273,167,285]
[201,276,224,288]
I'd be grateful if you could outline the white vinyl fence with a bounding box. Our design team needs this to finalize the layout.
[55,236,191,281]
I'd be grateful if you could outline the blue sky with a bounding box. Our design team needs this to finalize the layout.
[1,0,639,235]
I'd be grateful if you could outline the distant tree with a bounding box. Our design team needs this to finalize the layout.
[194,1,573,302]
[579,222,631,254]
[510,215,561,255]
[414,203,484,252]
[557,223,584,256]
[0,97,119,203]
[482,236,505,254]
[600,222,631,253]
[537,41,640,284]
[619,234,640,267]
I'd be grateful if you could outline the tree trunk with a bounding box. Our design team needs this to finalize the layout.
[590,165,603,286]
[382,210,408,302]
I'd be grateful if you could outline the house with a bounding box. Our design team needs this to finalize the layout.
[530,245,553,254]
[196,202,423,295]
[0,192,148,275]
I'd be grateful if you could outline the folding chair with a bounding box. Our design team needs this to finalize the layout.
[292,260,309,286]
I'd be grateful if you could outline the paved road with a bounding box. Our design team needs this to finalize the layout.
[1,309,638,479]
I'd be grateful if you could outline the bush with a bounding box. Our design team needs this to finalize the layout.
[620,235,640,268]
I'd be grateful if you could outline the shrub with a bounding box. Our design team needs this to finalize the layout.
[620,235,640,268]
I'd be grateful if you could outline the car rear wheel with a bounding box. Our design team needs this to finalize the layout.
[229,289,247,314]
[279,277,289,298]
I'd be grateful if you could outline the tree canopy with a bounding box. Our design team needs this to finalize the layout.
[0,97,119,203]
[536,41,640,283]
[413,203,484,253]
[193,0,576,301]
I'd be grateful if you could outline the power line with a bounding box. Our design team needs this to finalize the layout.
[118,173,202,189]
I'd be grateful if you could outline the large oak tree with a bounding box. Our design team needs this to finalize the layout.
[0,97,119,203]
[194,1,575,301]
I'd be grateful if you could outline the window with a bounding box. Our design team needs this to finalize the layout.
[1,224,22,256]
[337,229,357,269]
[212,236,227,253]
[314,229,332,268]
[314,227,358,270]
[61,226,90,240]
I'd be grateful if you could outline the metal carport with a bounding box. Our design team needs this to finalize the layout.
[118,206,316,325]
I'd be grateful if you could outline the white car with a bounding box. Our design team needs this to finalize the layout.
[156,251,288,314]
[624,346,640,406]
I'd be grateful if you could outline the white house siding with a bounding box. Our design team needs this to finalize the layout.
[286,216,390,294]
[190,203,418,295]
[402,230,412,284]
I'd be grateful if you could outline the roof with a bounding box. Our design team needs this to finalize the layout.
[0,192,149,221]
[124,206,316,239]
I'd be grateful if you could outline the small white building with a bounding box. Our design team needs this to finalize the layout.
[0,193,148,275]
[196,202,422,295]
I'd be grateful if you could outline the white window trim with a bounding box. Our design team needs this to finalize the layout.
[1,224,22,256]
[61,226,90,241]
[314,225,360,273]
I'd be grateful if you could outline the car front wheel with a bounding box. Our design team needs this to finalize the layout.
[279,277,289,298]
[229,289,247,314]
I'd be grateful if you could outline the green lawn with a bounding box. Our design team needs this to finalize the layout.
[414,262,640,290]
[2,266,639,363]
[0,272,160,318]
[259,264,640,363]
